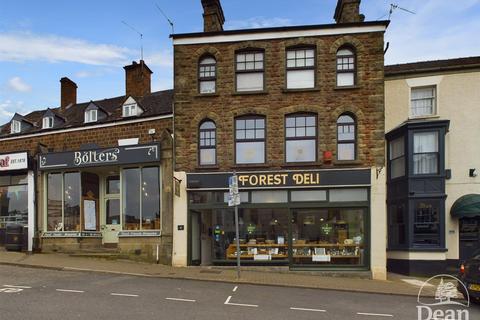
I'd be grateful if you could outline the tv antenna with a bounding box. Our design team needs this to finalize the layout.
[155,3,175,34]
[121,20,144,60]
[388,3,416,20]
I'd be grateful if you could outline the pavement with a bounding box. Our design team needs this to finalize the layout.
[0,250,445,298]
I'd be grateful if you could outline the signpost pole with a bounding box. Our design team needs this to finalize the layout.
[234,199,241,279]
[229,171,241,279]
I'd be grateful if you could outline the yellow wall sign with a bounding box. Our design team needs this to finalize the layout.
[237,172,321,188]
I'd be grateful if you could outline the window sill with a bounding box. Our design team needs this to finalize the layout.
[282,87,320,93]
[195,93,219,98]
[281,162,322,168]
[231,90,269,96]
[195,165,220,171]
[387,247,448,253]
[332,160,363,166]
[334,85,360,90]
[231,164,271,169]
[408,114,440,120]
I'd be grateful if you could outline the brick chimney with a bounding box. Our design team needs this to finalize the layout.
[60,77,77,110]
[334,0,365,24]
[124,60,152,97]
[201,0,225,32]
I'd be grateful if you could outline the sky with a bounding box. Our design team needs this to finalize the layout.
[0,0,479,124]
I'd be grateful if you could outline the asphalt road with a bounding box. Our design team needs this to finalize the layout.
[0,265,479,320]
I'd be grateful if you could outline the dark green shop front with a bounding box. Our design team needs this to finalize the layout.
[187,169,371,270]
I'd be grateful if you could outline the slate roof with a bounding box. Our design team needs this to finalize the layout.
[385,56,480,77]
[0,90,173,138]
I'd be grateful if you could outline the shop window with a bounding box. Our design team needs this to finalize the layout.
[199,120,217,165]
[42,116,54,129]
[286,47,315,89]
[411,86,436,117]
[84,109,98,123]
[285,113,317,162]
[0,176,28,230]
[235,116,265,164]
[251,190,288,203]
[336,46,356,87]
[337,114,356,161]
[292,208,366,266]
[11,120,21,134]
[122,167,160,230]
[413,131,439,175]
[235,51,264,92]
[291,190,327,202]
[413,200,441,246]
[388,203,407,247]
[46,172,80,231]
[329,188,368,202]
[199,56,216,94]
[389,136,405,179]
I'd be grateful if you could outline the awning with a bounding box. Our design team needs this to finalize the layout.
[451,194,480,218]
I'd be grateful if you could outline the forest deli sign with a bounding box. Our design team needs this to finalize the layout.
[0,152,28,171]
[237,172,321,187]
[38,143,160,170]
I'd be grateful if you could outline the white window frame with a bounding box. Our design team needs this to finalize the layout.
[286,48,316,89]
[11,120,21,134]
[42,116,54,129]
[235,51,265,92]
[85,109,98,123]
[123,103,140,117]
[410,86,437,118]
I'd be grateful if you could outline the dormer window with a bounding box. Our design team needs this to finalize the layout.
[11,120,21,134]
[43,116,54,129]
[85,109,98,123]
[123,103,137,117]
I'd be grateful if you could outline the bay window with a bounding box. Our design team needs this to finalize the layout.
[286,48,315,89]
[285,113,316,162]
[413,200,441,246]
[235,51,264,92]
[413,131,438,175]
[235,116,265,164]
[389,137,405,178]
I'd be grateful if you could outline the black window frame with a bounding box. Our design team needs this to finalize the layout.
[284,112,318,163]
[235,49,265,93]
[234,115,266,165]
[336,113,357,161]
[198,119,217,166]
[388,135,406,180]
[198,55,217,94]
[412,130,439,176]
[285,46,316,89]
[336,46,357,87]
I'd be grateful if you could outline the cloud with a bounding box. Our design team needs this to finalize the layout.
[0,100,26,120]
[7,76,31,92]
[144,50,173,68]
[0,31,133,66]
[226,17,293,30]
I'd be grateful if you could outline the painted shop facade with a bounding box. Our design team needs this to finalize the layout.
[172,0,389,279]
[385,57,480,275]
[0,61,174,263]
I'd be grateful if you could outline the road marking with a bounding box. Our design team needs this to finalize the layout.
[290,307,327,312]
[401,279,434,287]
[56,289,84,293]
[165,298,196,303]
[357,312,394,317]
[224,295,258,308]
[232,286,238,292]
[3,285,32,289]
[110,293,139,297]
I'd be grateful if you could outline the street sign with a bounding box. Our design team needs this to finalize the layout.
[229,175,239,195]
[228,193,241,207]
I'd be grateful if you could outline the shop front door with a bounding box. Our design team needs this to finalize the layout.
[102,175,121,245]
[459,217,480,261]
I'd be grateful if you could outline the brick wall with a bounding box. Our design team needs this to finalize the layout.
[174,31,386,172]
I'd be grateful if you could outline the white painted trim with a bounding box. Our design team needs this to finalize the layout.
[27,170,35,252]
[0,114,173,142]
[173,25,387,45]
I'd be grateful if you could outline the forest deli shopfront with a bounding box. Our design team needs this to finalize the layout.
[0,151,35,251]
[38,143,163,251]
[186,169,371,270]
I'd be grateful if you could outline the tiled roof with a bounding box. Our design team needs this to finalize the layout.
[385,56,480,76]
[0,90,173,138]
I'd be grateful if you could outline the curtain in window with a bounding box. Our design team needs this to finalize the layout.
[413,132,438,174]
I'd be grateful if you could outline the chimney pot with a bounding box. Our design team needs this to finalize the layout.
[124,60,152,97]
[334,0,363,24]
[60,77,77,110]
[201,0,225,32]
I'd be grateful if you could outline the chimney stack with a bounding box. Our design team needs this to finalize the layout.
[201,0,225,32]
[124,60,152,97]
[334,0,365,24]
[60,77,77,110]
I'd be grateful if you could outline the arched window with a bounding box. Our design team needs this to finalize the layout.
[235,115,265,164]
[337,113,356,160]
[199,56,216,94]
[336,46,356,87]
[199,120,217,165]
[285,113,317,162]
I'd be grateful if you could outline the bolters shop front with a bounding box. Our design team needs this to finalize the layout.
[37,143,172,263]
[187,169,371,270]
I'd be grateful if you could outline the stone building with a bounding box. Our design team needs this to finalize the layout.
[385,57,480,275]
[0,60,174,264]
[172,0,389,279]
